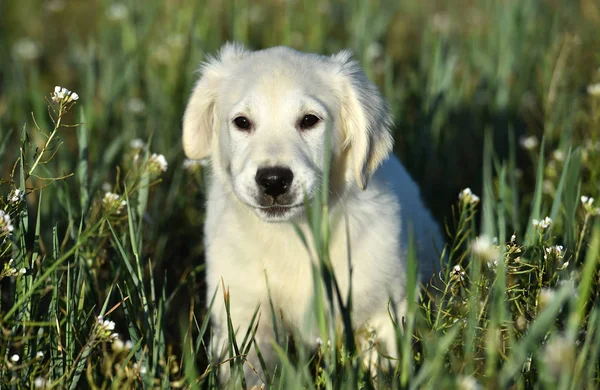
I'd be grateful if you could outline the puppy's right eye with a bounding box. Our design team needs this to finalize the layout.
[233,116,251,130]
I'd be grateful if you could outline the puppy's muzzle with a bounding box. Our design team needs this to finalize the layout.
[255,167,294,206]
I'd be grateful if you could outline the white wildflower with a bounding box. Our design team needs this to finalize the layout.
[581,196,593,206]
[532,216,552,231]
[538,288,555,309]
[183,158,208,173]
[587,82,600,97]
[519,135,539,150]
[459,188,480,206]
[103,320,116,331]
[0,210,15,234]
[8,189,23,203]
[34,377,48,389]
[12,38,40,61]
[106,3,128,21]
[102,192,127,215]
[543,335,575,376]
[451,264,466,281]
[51,86,79,104]
[542,180,554,195]
[124,340,133,350]
[133,362,148,375]
[552,150,565,162]
[19,268,26,275]
[580,195,600,215]
[130,138,145,150]
[148,153,168,173]
[510,233,517,244]
[457,375,482,390]
[112,339,125,351]
[126,98,146,114]
[36,351,44,359]
[544,245,564,260]
[97,316,117,333]
[471,235,500,266]
[10,354,20,362]
[365,42,383,62]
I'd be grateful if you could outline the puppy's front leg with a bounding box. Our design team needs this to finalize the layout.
[210,296,279,387]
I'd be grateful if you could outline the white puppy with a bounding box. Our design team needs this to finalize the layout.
[182,43,443,385]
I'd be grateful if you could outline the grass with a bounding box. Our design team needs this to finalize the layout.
[1,0,600,388]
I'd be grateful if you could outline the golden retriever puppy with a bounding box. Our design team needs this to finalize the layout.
[182,43,443,385]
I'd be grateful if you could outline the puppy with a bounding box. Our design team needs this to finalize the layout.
[182,43,444,385]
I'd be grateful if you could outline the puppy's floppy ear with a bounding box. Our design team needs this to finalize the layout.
[331,50,394,190]
[182,42,247,159]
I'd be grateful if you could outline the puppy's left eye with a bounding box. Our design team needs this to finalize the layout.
[299,114,320,130]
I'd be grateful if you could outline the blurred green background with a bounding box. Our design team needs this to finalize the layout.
[2,0,599,224]
[1,0,600,384]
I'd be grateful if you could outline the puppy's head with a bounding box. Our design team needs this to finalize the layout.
[183,43,393,222]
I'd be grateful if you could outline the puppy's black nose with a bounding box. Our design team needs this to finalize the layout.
[255,167,294,199]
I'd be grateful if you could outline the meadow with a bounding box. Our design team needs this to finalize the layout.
[1,0,600,388]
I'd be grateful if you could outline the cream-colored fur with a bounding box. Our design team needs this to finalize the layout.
[182,43,444,386]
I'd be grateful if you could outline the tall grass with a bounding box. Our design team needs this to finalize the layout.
[1,0,600,388]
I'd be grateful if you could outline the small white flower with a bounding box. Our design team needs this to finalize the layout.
[124,340,133,350]
[457,375,482,390]
[544,245,564,260]
[451,264,466,281]
[519,135,539,150]
[102,192,127,215]
[183,158,208,173]
[581,196,593,206]
[133,362,148,375]
[365,42,383,62]
[538,288,555,308]
[510,233,517,244]
[587,82,600,97]
[581,195,600,215]
[112,339,125,351]
[471,236,500,266]
[0,210,15,234]
[106,3,128,21]
[36,351,44,359]
[552,150,565,162]
[130,138,145,150]
[34,377,47,389]
[12,38,40,61]
[19,268,26,275]
[533,216,552,231]
[459,188,480,206]
[8,189,23,203]
[103,320,116,331]
[126,98,146,114]
[51,86,78,104]
[543,335,575,376]
[10,354,20,362]
[148,153,168,173]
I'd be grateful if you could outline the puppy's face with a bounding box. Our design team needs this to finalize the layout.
[217,68,338,221]
[183,44,393,222]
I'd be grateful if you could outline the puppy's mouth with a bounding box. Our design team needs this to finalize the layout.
[254,203,304,221]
